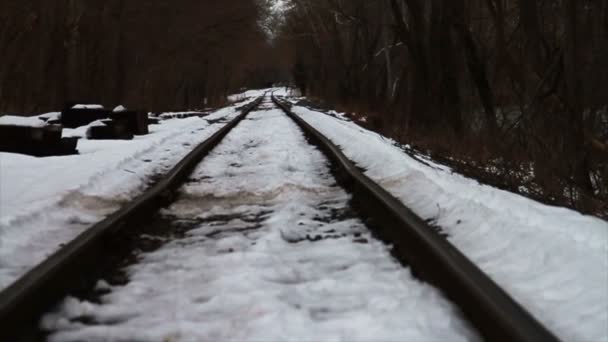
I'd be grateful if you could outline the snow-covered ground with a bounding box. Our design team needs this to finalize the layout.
[72,104,104,110]
[289,103,608,342]
[227,87,294,102]
[43,99,478,342]
[0,115,48,127]
[0,98,255,290]
[3,89,606,341]
[158,111,208,120]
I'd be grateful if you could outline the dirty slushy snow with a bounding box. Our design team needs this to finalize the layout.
[43,99,478,342]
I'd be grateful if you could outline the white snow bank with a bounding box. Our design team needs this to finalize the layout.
[88,120,107,128]
[61,120,105,139]
[0,99,253,290]
[112,105,127,112]
[291,104,608,342]
[227,89,268,102]
[72,104,104,110]
[43,101,477,342]
[0,115,47,128]
[37,112,61,122]
[158,111,207,120]
[271,87,299,97]
[227,87,294,102]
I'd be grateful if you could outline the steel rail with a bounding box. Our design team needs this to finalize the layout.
[273,95,560,342]
[0,97,263,340]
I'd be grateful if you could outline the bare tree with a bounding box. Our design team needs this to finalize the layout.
[278,0,608,216]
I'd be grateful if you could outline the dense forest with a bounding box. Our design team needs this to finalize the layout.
[0,0,277,112]
[274,0,608,217]
[0,0,606,216]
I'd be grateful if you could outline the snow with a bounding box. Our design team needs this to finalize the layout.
[37,112,62,122]
[72,104,104,110]
[43,99,478,342]
[159,111,207,120]
[0,98,256,290]
[0,115,47,128]
[270,87,298,97]
[112,105,127,113]
[61,120,104,139]
[227,87,292,102]
[227,89,269,102]
[290,103,608,342]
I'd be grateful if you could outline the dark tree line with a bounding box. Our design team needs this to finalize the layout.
[278,0,608,216]
[0,0,269,113]
[1,1,606,215]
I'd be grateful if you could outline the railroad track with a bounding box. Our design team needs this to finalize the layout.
[0,95,560,341]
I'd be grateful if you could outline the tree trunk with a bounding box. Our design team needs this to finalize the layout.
[562,0,593,193]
